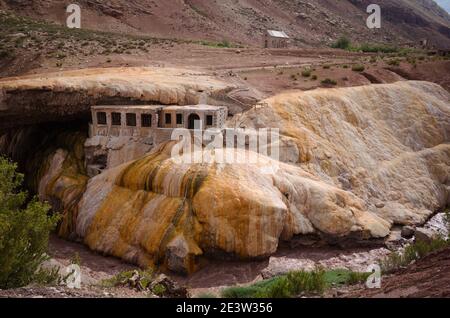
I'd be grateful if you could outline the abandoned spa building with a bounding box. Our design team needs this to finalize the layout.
[90,104,228,140]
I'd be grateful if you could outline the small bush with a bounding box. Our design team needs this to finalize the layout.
[100,269,154,288]
[381,237,449,274]
[301,69,312,77]
[332,37,351,50]
[321,78,337,86]
[352,64,365,72]
[33,267,62,286]
[70,252,81,266]
[323,65,331,69]
[152,283,166,296]
[311,75,318,80]
[0,157,58,289]
[387,59,401,66]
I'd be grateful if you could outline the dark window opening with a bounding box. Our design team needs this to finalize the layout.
[176,114,183,125]
[97,112,107,125]
[112,112,122,126]
[206,115,213,126]
[188,113,201,130]
[126,113,137,127]
[165,113,172,125]
[142,114,152,127]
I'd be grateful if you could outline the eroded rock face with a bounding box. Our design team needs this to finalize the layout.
[2,80,449,274]
[75,142,390,272]
[232,81,450,227]
[0,67,236,130]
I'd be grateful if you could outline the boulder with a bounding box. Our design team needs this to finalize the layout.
[401,226,415,239]
[415,228,438,243]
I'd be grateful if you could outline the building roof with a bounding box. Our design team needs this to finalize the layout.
[162,105,227,111]
[91,105,163,111]
[91,104,227,111]
[267,30,289,39]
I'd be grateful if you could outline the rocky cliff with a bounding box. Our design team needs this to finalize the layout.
[234,81,450,226]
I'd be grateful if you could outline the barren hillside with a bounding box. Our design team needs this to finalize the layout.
[1,0,450,48]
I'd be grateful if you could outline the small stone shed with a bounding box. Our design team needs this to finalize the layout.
[264,30,290,48]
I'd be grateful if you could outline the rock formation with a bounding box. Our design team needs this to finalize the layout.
[232,81,450,227]
[74,142,390,273]
[0,67,237,131]
[1,68,449,275]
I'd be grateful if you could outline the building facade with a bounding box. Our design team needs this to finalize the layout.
[90,105,228,139]
[264,30,290,48]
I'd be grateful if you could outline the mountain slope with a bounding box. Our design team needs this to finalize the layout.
[0,0,449,48]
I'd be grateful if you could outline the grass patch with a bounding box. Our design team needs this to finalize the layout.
[387,58,401,66]
[197,39,237,48]
[222,268,369,298]
[100,269,154,289]
[196,292,218,298]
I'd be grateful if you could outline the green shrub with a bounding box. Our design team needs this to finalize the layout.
[357,43,398,53]
[352,64,365,72]
[332,37,351,50]
[33,266,62,286]
[381,237,449,274]
[321,78,337,86]
[216,40,231,48]
[387,59,401,66]
[70,252,81,266]
[301,69,312,77]
[287,269,326,294]
[0,157,58,289]
[100,269,154,288]
[152,283,166,296]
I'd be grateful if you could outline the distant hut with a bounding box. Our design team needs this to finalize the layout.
[264,30,290,48]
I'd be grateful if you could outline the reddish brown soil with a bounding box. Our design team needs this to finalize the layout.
[1,0,449,48]
[345,248,450,298]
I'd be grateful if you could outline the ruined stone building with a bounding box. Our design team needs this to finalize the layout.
[90,104,228,142]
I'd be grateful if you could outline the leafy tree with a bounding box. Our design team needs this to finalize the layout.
[0,156,58,289]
